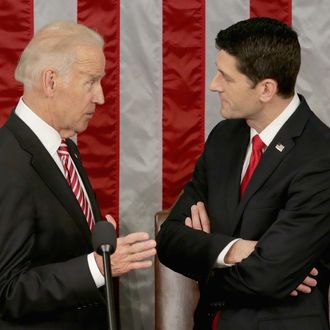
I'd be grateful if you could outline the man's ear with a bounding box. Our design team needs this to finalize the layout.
[43,69,57,96]
[259,78,277,103]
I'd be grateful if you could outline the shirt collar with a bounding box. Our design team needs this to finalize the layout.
[250,92,300,147]
[15,97,62,156]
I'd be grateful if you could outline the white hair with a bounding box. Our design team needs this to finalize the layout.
[15,21,104,89]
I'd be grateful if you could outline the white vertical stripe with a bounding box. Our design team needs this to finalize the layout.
[34,0,77,33]
[119,0,162,329]
[205,0,249,138]
[292,0,330,126]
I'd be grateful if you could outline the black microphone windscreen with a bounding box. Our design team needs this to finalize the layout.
[92,221,117,254]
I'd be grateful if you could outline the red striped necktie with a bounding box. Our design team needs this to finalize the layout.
[240,134,265,196]
[57,139,95,230]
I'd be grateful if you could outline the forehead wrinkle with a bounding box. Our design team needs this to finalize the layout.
[74,43,105,64]
[74,55,105,78]
[78,70,106,80]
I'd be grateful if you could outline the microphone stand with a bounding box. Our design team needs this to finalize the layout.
[101,244,117,330]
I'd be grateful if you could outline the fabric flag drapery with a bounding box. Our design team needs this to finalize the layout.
[1,0,330,328]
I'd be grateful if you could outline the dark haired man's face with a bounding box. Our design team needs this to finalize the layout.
[209,50,262,122]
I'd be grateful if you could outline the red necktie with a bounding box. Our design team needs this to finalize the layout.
[240,134,265,196]
[57,139,95,230]
[212,312,220,330]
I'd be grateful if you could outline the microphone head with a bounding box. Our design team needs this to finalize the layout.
[92,221,117,255]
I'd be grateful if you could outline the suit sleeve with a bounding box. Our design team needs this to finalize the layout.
[157,124,237,280]
[0,167,102,320]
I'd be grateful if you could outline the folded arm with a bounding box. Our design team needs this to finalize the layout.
[186,201,318,296]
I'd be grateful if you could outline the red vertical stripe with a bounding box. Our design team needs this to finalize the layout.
[162,0,205,209]
[78,1,120,223]
[250,0,292,26]
[0,0,33,126]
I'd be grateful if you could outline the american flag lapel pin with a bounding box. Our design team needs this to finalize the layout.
[275,143,285,152]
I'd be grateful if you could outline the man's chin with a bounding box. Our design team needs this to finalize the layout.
[75,120,91,133]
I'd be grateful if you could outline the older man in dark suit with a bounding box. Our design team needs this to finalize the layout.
[157,17,330,330]
[0,21,156,329]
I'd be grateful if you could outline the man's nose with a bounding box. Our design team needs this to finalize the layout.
[93,83,105,105]
[209,73,223,92]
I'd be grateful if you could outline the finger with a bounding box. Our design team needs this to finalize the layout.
[310,267,318,276]
[185,217,193,228]
[129,240,157,254]
[105,214,117,230]
[197,201,210,233]
[119,232,150,245]
[128,248,157,262]
[191,205,202,230]
[290,290,298,296]
[295,283,312,294]
[301,276,317,287]
[128,260,153,271]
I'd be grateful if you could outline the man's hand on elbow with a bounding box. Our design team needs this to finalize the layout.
[185,201,210,233]
[224,239,257,264]
[289,267,318,296]
[224,241,318,297]
[184,203,318,297]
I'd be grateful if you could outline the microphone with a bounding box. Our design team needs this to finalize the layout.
[92,221,117,330]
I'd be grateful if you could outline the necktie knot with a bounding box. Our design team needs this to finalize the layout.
[58,139,69,155]
[240,134,265,196]
[252,134,265,152]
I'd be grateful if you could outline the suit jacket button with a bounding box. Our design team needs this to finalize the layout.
[209,270,215,278]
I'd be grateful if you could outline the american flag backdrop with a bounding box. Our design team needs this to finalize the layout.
[1,0,330,329]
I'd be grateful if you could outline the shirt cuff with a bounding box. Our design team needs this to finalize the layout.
[87,253,105,288]
[214,238,241,268]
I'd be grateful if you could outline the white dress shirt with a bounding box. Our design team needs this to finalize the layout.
[15,97,105,287]
[216,93,300,267]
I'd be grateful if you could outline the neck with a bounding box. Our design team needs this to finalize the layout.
[23,91,49,123]
[23,91,71,138]
[246,95,293,133]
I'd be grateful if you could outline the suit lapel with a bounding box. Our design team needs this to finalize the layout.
[231,96,312,234]
[6,112,93,243]
[236,135,295,219]
[223,122,250,232]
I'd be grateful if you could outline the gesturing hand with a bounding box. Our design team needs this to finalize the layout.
[111,232,156,277]
[94,214,156,277]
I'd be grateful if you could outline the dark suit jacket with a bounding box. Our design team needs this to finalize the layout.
[157,95,330,330]
[0,112,107,329]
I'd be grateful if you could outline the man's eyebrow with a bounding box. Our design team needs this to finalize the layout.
[217,68,233,80]
[79,71,106,79]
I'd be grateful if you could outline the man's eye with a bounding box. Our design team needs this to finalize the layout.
[87,80,96,87]
[218,71,229,82]
[223,75,232,83]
